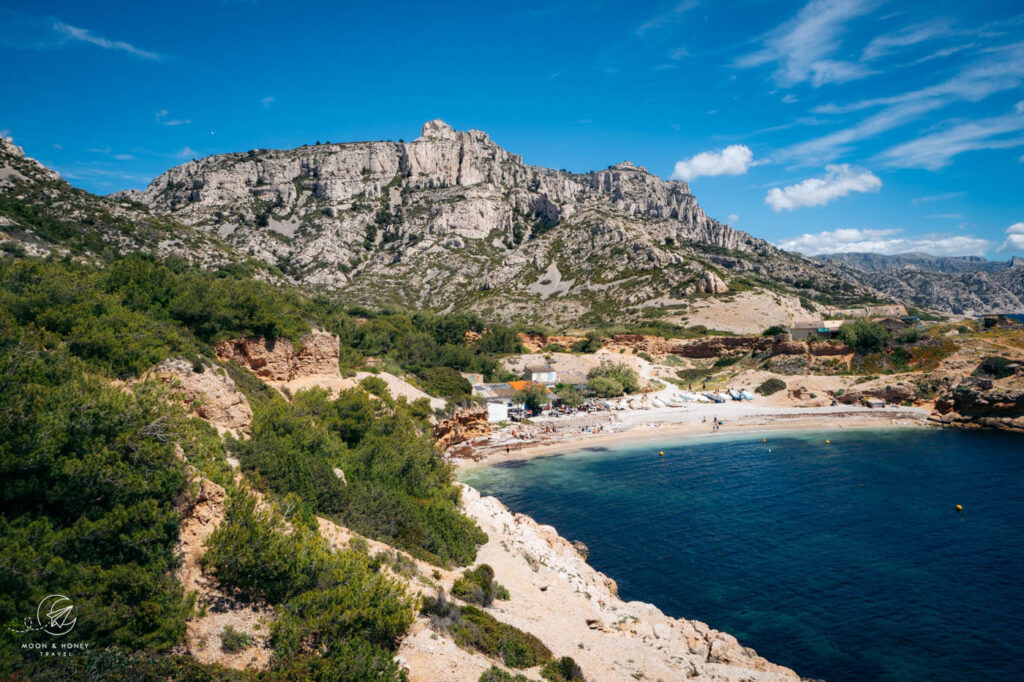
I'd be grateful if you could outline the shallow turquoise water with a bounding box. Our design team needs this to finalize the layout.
[461,428,1024,681]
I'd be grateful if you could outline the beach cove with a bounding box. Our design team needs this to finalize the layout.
[460,427,1024,681]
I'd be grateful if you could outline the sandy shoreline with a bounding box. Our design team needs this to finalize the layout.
[453,404,934,470]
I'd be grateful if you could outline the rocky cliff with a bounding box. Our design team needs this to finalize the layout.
[820,252,1024,315]
[214,329,341,383]
[124,120,880,327]
[930,381,1024,432]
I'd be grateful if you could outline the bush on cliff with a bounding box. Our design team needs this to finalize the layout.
[452,564,510,606]
[756,378,786,396]
[231,386,486,566]
[973,356,1015,380]
[422,592,552,669]
[0,339,199,671]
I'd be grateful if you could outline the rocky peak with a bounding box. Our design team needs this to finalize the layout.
[419,119,458,140]
[0,136,25,159]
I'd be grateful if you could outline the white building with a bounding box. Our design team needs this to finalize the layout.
[524,364,557,384]
[486,402,509,422]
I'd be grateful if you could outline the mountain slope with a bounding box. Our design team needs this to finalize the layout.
[125,120,886,328]
[0,136,235,267]
[820,252,1024,315]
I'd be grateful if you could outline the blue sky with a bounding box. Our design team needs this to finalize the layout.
[2,0,1023,257]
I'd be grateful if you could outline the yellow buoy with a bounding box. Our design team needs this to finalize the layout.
[763,437,766,443]
[826,439,831,444]
[659,451,665,457]
[955,504,963,512]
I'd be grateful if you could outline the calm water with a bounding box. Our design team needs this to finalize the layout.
[461,428,1024,681]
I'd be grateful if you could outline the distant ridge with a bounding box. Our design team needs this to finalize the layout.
[819,252,1024,315]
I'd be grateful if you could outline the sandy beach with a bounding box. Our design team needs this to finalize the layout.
[453,402,933,469]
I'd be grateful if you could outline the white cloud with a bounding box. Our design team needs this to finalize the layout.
[998,222,1024,253]
[671,145,754,181]
[670,47,690,60]
[261,96,275,108]
[112,153,135,161]
[635,0,699,37]
[878,102,1024,169]
[176,146,198,159]
[765,164,881,212]
[52,143,62,150]
[727,213,739,224]
[156,109,191,126]
[734,0,876,87]
[912,191,965,204]
[53,22,161,60]
[861,21,950,62]
[779,227,992,256]
[783,43,1024,163]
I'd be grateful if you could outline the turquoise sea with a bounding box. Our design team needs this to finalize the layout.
[461,428,1024,681]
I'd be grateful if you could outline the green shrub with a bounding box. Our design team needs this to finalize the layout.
[479,667,533,682]
[220,626,254,652]
[417,366,473,400]
[542,656,587,681]
[422,594,551,668]
[571,331,604,353]
[838,319,889,352]
[762,325,786,337]
[514,382,550,411]
[756,378,786,396]
[452,606,551,668]
[973,356,1015,380]
[452,564,510,607]
[896,327,921,344]
[554,383,585,408]
[587,375,624,397]
[587,359,640,394]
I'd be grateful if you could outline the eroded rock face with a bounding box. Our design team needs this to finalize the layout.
[695,269,729,294]
[930,383,1024,432]
[835,383,917,405]
[148,359,253,436]
[214,329,340,382]
[434,408,490,451]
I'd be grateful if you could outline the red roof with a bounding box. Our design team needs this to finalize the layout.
[507,380,550,393]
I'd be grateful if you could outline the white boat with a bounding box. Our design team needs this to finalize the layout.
[705,392,727,403]
[694,393,713,403]
[650,398,666,408]
[740,390,755,401]
[677,391,697,402]
[728,389,742,401]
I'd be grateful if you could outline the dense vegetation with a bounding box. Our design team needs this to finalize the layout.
[232,386,486,566]
[202,492,413,674]
[0,334,211,672]
[0,253,504,678]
